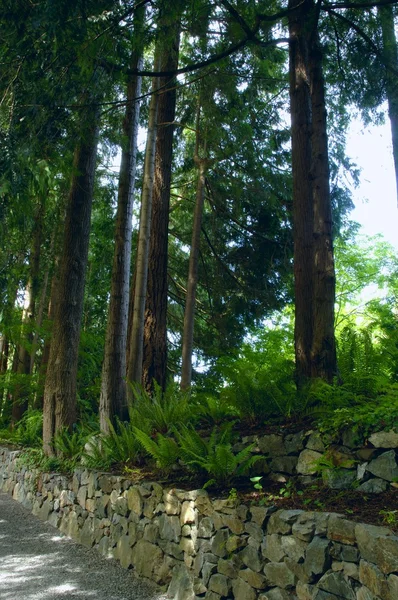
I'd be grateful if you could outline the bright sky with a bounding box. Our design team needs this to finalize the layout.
[346,116,398,250]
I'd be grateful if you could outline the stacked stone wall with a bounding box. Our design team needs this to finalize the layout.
[1,444,397,600]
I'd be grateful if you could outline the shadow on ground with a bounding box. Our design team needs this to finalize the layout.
[0,493,166,600]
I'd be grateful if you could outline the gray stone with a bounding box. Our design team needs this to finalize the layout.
[330,542,359,563]
[181,501,197,525]
[208,573,230,596]
[159,514,181,542]
[217,557,241,579]
[259,589,291,600]
[366,450,398,481]
[117,534,133,569]
[304,536,331,579]
[204,593,220,600]
[295,581,316,600]
[262,534,285,562]
[258,434,286,456]
[359,477,388,493]
[131,540,164,582]
[296,450,323,475]
[167,563,195,600]
[356,586,378,600]
[98,475,113,494]
[221,512,245,534]
[211,529,229,558]
[369,430,398,448]
[263,561,296,589]
[238,568,267,589]
[250,506,270,526]
[355,523,398,574]
[318,571,356,599]
[322,468,357,490]
[232,577,256,600]
[281,535,307,562]
[245,521,263,542]
[284,431,305,455]
[226,534,246,553]
[270,456,298,474]
[238,544,263,572]
[306,431,326,453]
[267,509,303,535]
[292,516,315,542]
[328,514,356,545]
[198,516,214,538]
[202,562,217,586]
[77,485,88,509]
[80,516,95,548]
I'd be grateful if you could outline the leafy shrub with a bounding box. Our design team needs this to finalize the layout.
[132,428,179,471]
[83,419,142,469]
[174,423,262,488]
[129,381,192,434]
[13,409,43,447]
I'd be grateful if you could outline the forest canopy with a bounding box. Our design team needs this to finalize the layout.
[0,0,397,465]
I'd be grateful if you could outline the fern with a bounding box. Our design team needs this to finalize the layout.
[132,427,180,471]
[174,423,261,487]
[128,381,192,434]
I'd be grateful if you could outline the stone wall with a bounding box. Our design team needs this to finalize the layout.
[238,428,398,494]
[1,446,397,600]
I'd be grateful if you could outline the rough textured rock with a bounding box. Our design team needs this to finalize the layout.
[366,450,398,481]
[232,576,257,600]
[264,561,296,589]
[368,430,398,448]
[318,570,356,599]
[296,450,323,475]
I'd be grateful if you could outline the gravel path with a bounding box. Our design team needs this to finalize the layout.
[0,492,168,600]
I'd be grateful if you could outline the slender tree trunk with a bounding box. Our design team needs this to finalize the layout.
[126,59,160,395]
[180,161,207,390]
[288,0,314,386]
[378,4,398,205]
[100,10,144,432]
[42,107,98,455]
[12,201,43,423]
[309,38,337,382]
[142,19,181,393]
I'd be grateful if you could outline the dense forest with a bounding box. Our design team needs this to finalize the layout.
[0,0,397,479]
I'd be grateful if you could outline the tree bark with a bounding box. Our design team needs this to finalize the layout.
[309,38,337,382]
[378,4,398,205]
[126,57,160,395]
[42,107,98,455]
[288,0,314,386]
[142,18,181,393]
[100,9,144,432]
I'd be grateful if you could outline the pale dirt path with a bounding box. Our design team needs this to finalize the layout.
[0,492,167,600]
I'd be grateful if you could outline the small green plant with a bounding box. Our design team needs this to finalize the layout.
[13,410,43,447]
[379,509,398,527]
[228,487,238,502]
[250,476,263,491]
[132,427,180,471]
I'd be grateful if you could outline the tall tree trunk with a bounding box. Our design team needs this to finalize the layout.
[12,200,43,423]
[288,0,314,386]
[181,104,208,391]
[180,161,207,390]
[378,4,398,205]
[100,9,144,432]
[142,17,181,393]
[126,58,160,395]
[42,107,98,455]
[309,37,337,382]
[289,0,337,385]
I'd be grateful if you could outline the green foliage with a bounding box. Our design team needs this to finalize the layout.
[192,394,239,426]
[174,423,262,488]
[129,381,192,434]
[83,419,141,470]
[132,428,179,471]
[317,386,398,443]
[13,409,43,447]
[17,447,75,474]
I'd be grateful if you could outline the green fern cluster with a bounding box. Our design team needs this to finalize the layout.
[128,381,191,434]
